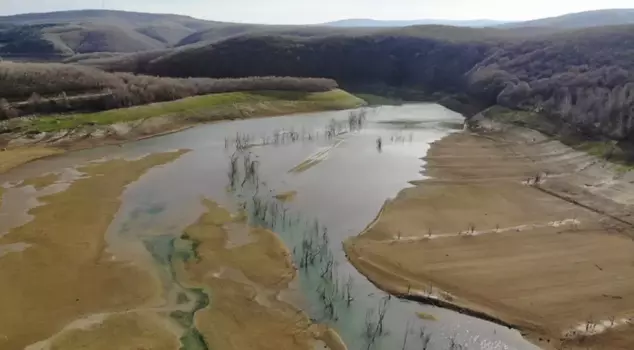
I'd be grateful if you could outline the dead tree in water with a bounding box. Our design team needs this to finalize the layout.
[448,334,464,350]
[344,275,354,306]
[419,327,431,350]
[364,296,391,349]
[401,320,412,350]
[228,153,239,189]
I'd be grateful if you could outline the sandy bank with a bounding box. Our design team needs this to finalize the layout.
[172,199,346,350]
[345,131,634,350]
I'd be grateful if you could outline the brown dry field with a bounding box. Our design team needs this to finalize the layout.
[0,151,187,349]
[173,200,345,350]
[49,312,181,350]
[345,132,634,350]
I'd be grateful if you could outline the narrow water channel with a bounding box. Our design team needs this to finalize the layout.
[0,104,540,350]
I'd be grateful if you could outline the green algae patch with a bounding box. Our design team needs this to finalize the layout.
[416,312,437,321]
[274,190,297,202]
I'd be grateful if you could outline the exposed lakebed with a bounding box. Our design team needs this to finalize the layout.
[0,104,539,350]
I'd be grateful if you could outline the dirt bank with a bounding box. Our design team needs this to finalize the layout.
[345,130,634,350]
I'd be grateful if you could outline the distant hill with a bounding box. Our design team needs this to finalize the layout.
[0,9,215,30]
[501,9,634,28]
[176,24,375,46]
[326,9,634,29]
[127,23,634,144]
[324,18,509,28]
[2,8,634,59]
[0,10,374,57]
[0,10,219,57]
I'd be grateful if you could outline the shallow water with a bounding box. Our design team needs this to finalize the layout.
[0,104,539,350]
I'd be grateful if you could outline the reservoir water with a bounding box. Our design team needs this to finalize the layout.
[0,104,540,350]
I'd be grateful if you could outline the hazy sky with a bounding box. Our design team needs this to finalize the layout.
[1,0,633,24]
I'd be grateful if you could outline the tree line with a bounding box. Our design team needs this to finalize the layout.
[117,26,634,142]
[0,61,338,119]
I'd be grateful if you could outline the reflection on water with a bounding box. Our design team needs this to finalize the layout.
[0,104,539,350]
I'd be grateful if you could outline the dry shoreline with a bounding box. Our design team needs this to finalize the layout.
[344,128,634,350]
[0,151,188,349]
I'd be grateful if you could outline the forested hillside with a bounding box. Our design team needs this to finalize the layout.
[3,9,634,148]
[469,25,634,140]
[0,61,337,118]
[125,24,634,144]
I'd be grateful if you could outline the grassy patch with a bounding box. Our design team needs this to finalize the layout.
[576,140,634,174]
[614,164,634,175]
[354,93,404,106]
[480,105,560,136]
[483,106,634,173]
[577,141,617,158]
[22,89,365,133]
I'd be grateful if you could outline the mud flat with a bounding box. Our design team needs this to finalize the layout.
[0,147,63,174]
[344,131,634,350]
[171,200,345,350]
[0,151,187,349]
